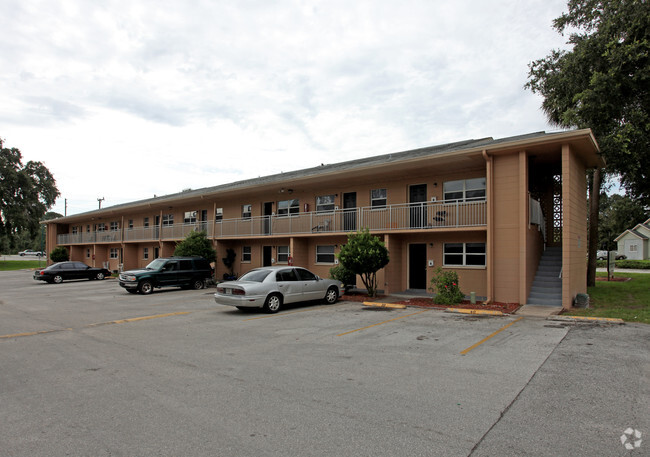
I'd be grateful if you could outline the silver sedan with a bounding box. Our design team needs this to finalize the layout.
[214,266,343,313]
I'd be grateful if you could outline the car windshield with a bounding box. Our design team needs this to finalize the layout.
[145,259,167,270]
[238,269,272,282]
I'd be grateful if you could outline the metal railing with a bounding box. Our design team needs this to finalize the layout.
[57,200,486,245]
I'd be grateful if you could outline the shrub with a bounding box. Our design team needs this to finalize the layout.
[49,246,69,262]
[337,229,389,297]
[616,259,650,269]
[429,267,464,305]
[174,231,216,263]
[329,265,356,292]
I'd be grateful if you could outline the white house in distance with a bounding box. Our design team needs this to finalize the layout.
[615,218,650,260]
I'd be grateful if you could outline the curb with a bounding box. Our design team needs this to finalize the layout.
[547,315,625,324]
[444,308,503,316]
[362,301,407,309]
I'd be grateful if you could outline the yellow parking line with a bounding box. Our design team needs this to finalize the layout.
[337,309,429,336]
[0,312,191,340]
[87,312,191,327]
[460,317,524,355]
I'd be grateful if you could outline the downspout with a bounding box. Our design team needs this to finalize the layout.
[482,150,494,304]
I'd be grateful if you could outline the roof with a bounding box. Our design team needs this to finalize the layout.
[46,128,602,224]
[615,229,650,242]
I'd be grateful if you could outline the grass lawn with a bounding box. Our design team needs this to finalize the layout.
[568,272,650,324]
[0,260,45,271]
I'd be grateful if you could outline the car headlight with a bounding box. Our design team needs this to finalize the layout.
[123,275,137,282]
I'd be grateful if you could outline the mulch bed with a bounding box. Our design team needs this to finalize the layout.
[596,276,631,282]
[341,293,521,314]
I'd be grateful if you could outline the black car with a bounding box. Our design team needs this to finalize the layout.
[33,261,112,284]
[118,257,213,294]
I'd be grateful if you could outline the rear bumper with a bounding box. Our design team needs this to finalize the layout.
[214,293,266,308]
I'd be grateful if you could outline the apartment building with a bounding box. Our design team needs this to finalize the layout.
[44,129,603,309]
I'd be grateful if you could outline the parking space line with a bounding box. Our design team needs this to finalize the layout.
[460,317,524,355]
[337,309,430,336]
[0,312,191,340]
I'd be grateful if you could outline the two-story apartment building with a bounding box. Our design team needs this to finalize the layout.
[44,129,604,309]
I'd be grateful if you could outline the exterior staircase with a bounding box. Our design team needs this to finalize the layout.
[527,247,563,306]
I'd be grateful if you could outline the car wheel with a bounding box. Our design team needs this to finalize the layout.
[192,279,204,290]
[139,281,154,295]
[96,272,105,280]
[263,294,282,313]
[53,275,63,284]
[324,286,338,304]
[126,289,138,294]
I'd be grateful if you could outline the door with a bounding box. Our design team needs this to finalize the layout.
[154,215,160,238]
[343,192,357,231]
[200,209,208,232]
[275,268,302,304]
[159,260,179,286]
[409,243,427,290]
[295,267,323,301]
[263,202,273,235]
[410,184,427,228]
[263,246,273,266]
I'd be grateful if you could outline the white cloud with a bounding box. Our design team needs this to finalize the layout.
[0,0,572,215]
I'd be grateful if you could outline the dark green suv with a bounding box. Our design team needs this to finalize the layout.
[118,257,213,294]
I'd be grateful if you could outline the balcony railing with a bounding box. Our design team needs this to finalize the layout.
[57,200,486,245]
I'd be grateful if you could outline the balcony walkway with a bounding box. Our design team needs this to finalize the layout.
[57,200,486,245]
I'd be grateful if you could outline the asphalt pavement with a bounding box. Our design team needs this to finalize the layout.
[0,269,647,456]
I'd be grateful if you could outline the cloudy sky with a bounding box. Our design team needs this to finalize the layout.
[1,0,573,216]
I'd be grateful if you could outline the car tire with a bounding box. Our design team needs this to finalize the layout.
[324,286,338,304]
[96,272,105,280]
[192,279,204,290]
[263,294,282,313]
[53,275,63,284]
[139,281,154,295]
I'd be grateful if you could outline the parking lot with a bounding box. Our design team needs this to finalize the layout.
[1,270,648,456]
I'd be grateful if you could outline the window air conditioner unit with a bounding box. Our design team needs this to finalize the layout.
[430,197,437,202]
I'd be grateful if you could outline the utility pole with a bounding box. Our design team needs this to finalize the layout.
[65,198,68,216]
[97,197,105,209]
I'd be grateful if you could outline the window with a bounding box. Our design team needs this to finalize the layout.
[184,211,197,224]
[215,208,223,222]
[86,249,91,258]
[630,244,638,252]
[443,243,486,267]
[72,226,78,235]
[443,178,486,202]
[162,214,174,226]
[278,199,299,216]
[110,221,119,231]
[86,225,90,233]
[110,248,119,259]
[316,195,336,212]
[277,246,290,263]
[371,188,387,208]
[143,247,149,260]
[316,245,335,263]
[296,268,317,281]
[242,246,251,262]
[242,204,252,219]
[276,269,298,282]
[96,223,106,232]
[128,219,134,229]
[144,217,150,228]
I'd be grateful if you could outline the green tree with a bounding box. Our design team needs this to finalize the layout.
[525,0,650,285]
[337,229,389,297]
[173,231,216,263]
[598,192,649,249]
[50,246,69,262]
[0,138,60,251]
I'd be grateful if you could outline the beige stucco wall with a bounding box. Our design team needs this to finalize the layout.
[562,144,588,308]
